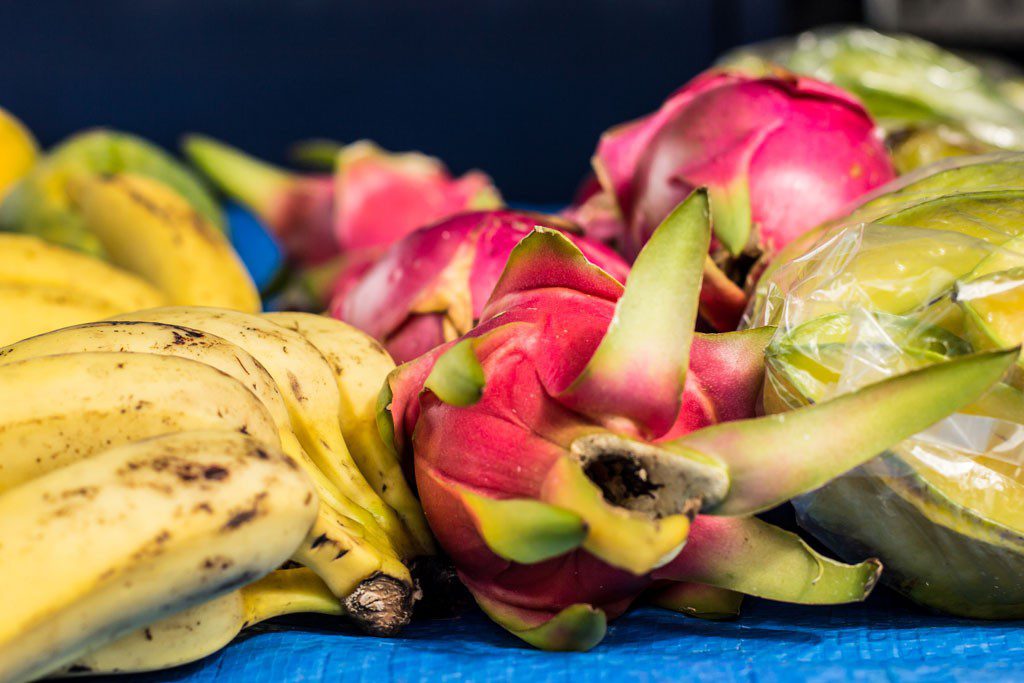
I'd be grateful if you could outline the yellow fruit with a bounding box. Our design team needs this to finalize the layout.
[0,233,166,310]
[0,106,37,199]
[957,235,1024,381]
[70,174,260,312]
[0,283,122,347]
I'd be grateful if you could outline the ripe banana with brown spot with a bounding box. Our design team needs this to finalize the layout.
[69,173,260,312]
[0,233,166,311]
[266,311,435,556]
[60,568,340,676]
[0,326,415,633]
[0,351,280,492]
[0,429,317,683]
[0,283,122,347]
[108,307,419,558]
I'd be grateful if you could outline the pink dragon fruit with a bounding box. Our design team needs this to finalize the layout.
[183,136,501,266]
[378,190,1013,651]
[577,68,895,331]
[330,209,630,363]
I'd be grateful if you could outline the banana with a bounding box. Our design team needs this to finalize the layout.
[290,502,414,635]
[0,429,317,683]
[69,173,260,312]
[0,321,291,439]
[0,105,37,199]
[0,351,280,492]
[108,307,419,558]
[61,568,341,676]
[0,283,123,347]
[0,233,166,310]
[266,312,434,556]
[0,328,415,631]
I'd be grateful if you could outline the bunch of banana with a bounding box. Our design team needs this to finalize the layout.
[0,429,317,683]
[67,174,260,312]
[0,308,434,676]
[0,233,167,346]
[102,310,434,602]
[0,129,223,256]
[0,171,260,346]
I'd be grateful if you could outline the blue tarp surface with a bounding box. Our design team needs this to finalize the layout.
[94,593,1024,683]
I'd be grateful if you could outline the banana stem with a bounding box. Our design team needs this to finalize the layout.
[241,568,345,627]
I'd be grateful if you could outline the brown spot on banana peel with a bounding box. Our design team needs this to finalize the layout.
[287,371,306,402]
[203,465,229,481]
[60,486,98,500]
[310,533,332,550]
[131,530,172,561]
[201,556,235,571]
[221,492,268,532]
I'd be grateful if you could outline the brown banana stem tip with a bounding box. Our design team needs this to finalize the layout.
[343,574,415,636]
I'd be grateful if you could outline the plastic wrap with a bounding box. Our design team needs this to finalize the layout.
[745,153,1024,618]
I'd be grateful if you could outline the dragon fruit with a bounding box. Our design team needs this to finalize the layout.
[577,68,895,331]
[378,190,1013,650]
[183,136,501,266]
[330,209,630,363]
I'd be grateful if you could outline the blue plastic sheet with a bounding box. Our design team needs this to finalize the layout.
[226,204,284,293]
[94,593,1024,683]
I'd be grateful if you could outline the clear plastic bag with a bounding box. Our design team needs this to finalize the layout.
[745,153,1024,617]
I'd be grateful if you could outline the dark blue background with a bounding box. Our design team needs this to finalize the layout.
[0,0,860,202]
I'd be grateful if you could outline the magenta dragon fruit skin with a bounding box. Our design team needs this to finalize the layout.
[377,191,1010,651]
[575,68,895,330]
[330,209,630,363]
[184,136,501,267]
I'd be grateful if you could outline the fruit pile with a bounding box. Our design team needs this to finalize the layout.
[1,24,1024,681]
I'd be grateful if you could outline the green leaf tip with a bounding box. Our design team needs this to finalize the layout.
[461,489,587,563]
[675,347,1018,517]
[560,189,711,435]
[476,596,608,652]
[707,177,753,257]
[665,517,882,605]
[424,339,485,407]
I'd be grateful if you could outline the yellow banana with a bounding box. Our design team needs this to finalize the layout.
[0,105,37,199]
[290,501,414,634]
[69,173,260,312]
[0,327,415,631]
[266,311,434,556]
[0,283,122,346]
[0,351,280,492]
[0,429,317,683]
[108,306,419,558]
[0,233,166,310]
[61,568,341,676]
[0,320,291,437]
